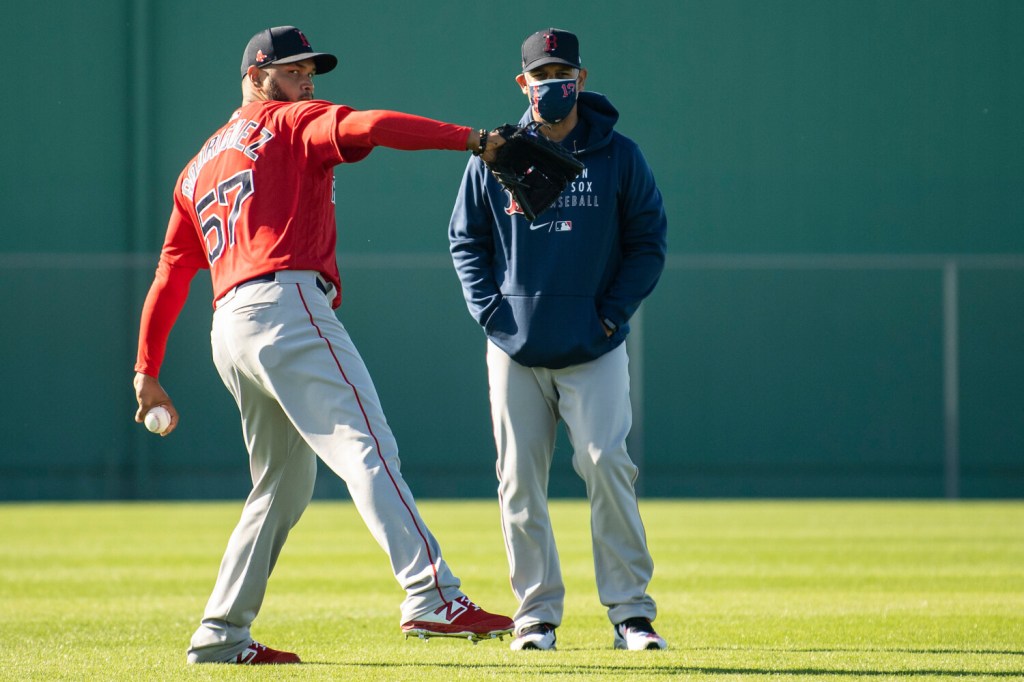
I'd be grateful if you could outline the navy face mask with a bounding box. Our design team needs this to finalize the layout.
[528,77,579,123]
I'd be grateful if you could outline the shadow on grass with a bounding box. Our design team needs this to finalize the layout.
[312,661,1024,678]
[698,646,1024,657]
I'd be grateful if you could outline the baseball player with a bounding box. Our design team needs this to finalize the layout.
[133,26,512,665]
[448,28,668,650]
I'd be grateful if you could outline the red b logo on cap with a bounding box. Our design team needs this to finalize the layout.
[544,33,557,53]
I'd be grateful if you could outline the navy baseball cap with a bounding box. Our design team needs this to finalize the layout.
[240,26,338,78]
[521,28,581,72]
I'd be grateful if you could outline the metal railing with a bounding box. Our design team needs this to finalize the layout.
[655,253,1024,499]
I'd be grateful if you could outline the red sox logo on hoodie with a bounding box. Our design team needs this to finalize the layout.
[503,190,573,231]
[503,189,524,216]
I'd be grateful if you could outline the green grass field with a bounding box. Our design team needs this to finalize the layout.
[1,500,1022,681]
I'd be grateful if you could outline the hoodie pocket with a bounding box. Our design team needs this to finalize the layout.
[488,295,610,369]
[483,296,520,346]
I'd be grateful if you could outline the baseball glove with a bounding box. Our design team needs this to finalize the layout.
[486,122,585,222]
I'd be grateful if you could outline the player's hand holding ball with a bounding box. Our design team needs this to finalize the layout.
[144,406,172,434]
[134,372,178,437]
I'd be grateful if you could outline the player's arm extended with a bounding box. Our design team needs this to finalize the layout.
[334,109,502,159]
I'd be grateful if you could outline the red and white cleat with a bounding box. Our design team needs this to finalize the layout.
[402,596,514,643]
[232,641,301,664]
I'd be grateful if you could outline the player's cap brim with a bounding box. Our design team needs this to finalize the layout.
[522,56,579,72]
[268,52,338,75]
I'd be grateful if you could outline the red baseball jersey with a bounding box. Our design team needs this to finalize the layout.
[135,100,471,377]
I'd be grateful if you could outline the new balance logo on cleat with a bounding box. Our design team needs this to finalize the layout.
[401,596,514,643]
[432,599,469,621]
[231,641,301,664]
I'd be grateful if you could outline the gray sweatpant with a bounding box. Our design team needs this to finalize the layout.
[187,270,463,663]
[485,340,657,632]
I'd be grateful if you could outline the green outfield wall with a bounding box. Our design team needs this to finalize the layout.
[1,0,1021,500]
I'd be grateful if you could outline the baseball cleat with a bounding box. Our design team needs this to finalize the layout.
[401,596,514,642]
[510,622,557,651]
[232,641,301,664]
[613,617,667,650]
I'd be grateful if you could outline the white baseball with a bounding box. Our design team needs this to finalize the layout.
[144,406,172,434]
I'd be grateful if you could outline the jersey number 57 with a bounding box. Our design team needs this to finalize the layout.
[196,170,255,264]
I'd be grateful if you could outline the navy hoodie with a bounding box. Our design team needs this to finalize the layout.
[449,91,667,369]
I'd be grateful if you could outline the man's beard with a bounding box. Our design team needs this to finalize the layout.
[267,77,312,102]
[266,78,290,102]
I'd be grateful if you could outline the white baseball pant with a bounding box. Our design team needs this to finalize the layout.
[187,270,463,663]
[485,340,657,632]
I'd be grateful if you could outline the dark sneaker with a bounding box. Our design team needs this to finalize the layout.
[402,596,514,642]
[613,617,667,650]
[233,641,301,664]
[510,622,557,650]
